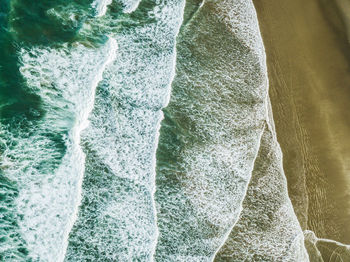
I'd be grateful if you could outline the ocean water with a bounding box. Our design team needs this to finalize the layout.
[0,0,308,261]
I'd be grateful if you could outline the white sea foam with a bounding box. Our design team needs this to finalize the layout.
[1,38,117,261]
[64,1,185,261]
[61,37,117,260]
[92,0,113,17]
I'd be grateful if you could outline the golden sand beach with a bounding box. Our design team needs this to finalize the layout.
[253,0,350,246]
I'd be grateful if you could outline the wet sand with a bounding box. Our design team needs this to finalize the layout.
[252,0,350,245]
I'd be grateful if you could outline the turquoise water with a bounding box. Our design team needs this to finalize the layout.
[0,0,308,261]
[0,0,114,260]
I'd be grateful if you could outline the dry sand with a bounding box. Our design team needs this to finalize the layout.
[252,0,350,245]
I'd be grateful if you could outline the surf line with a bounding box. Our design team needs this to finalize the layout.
[61,37,118,262]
